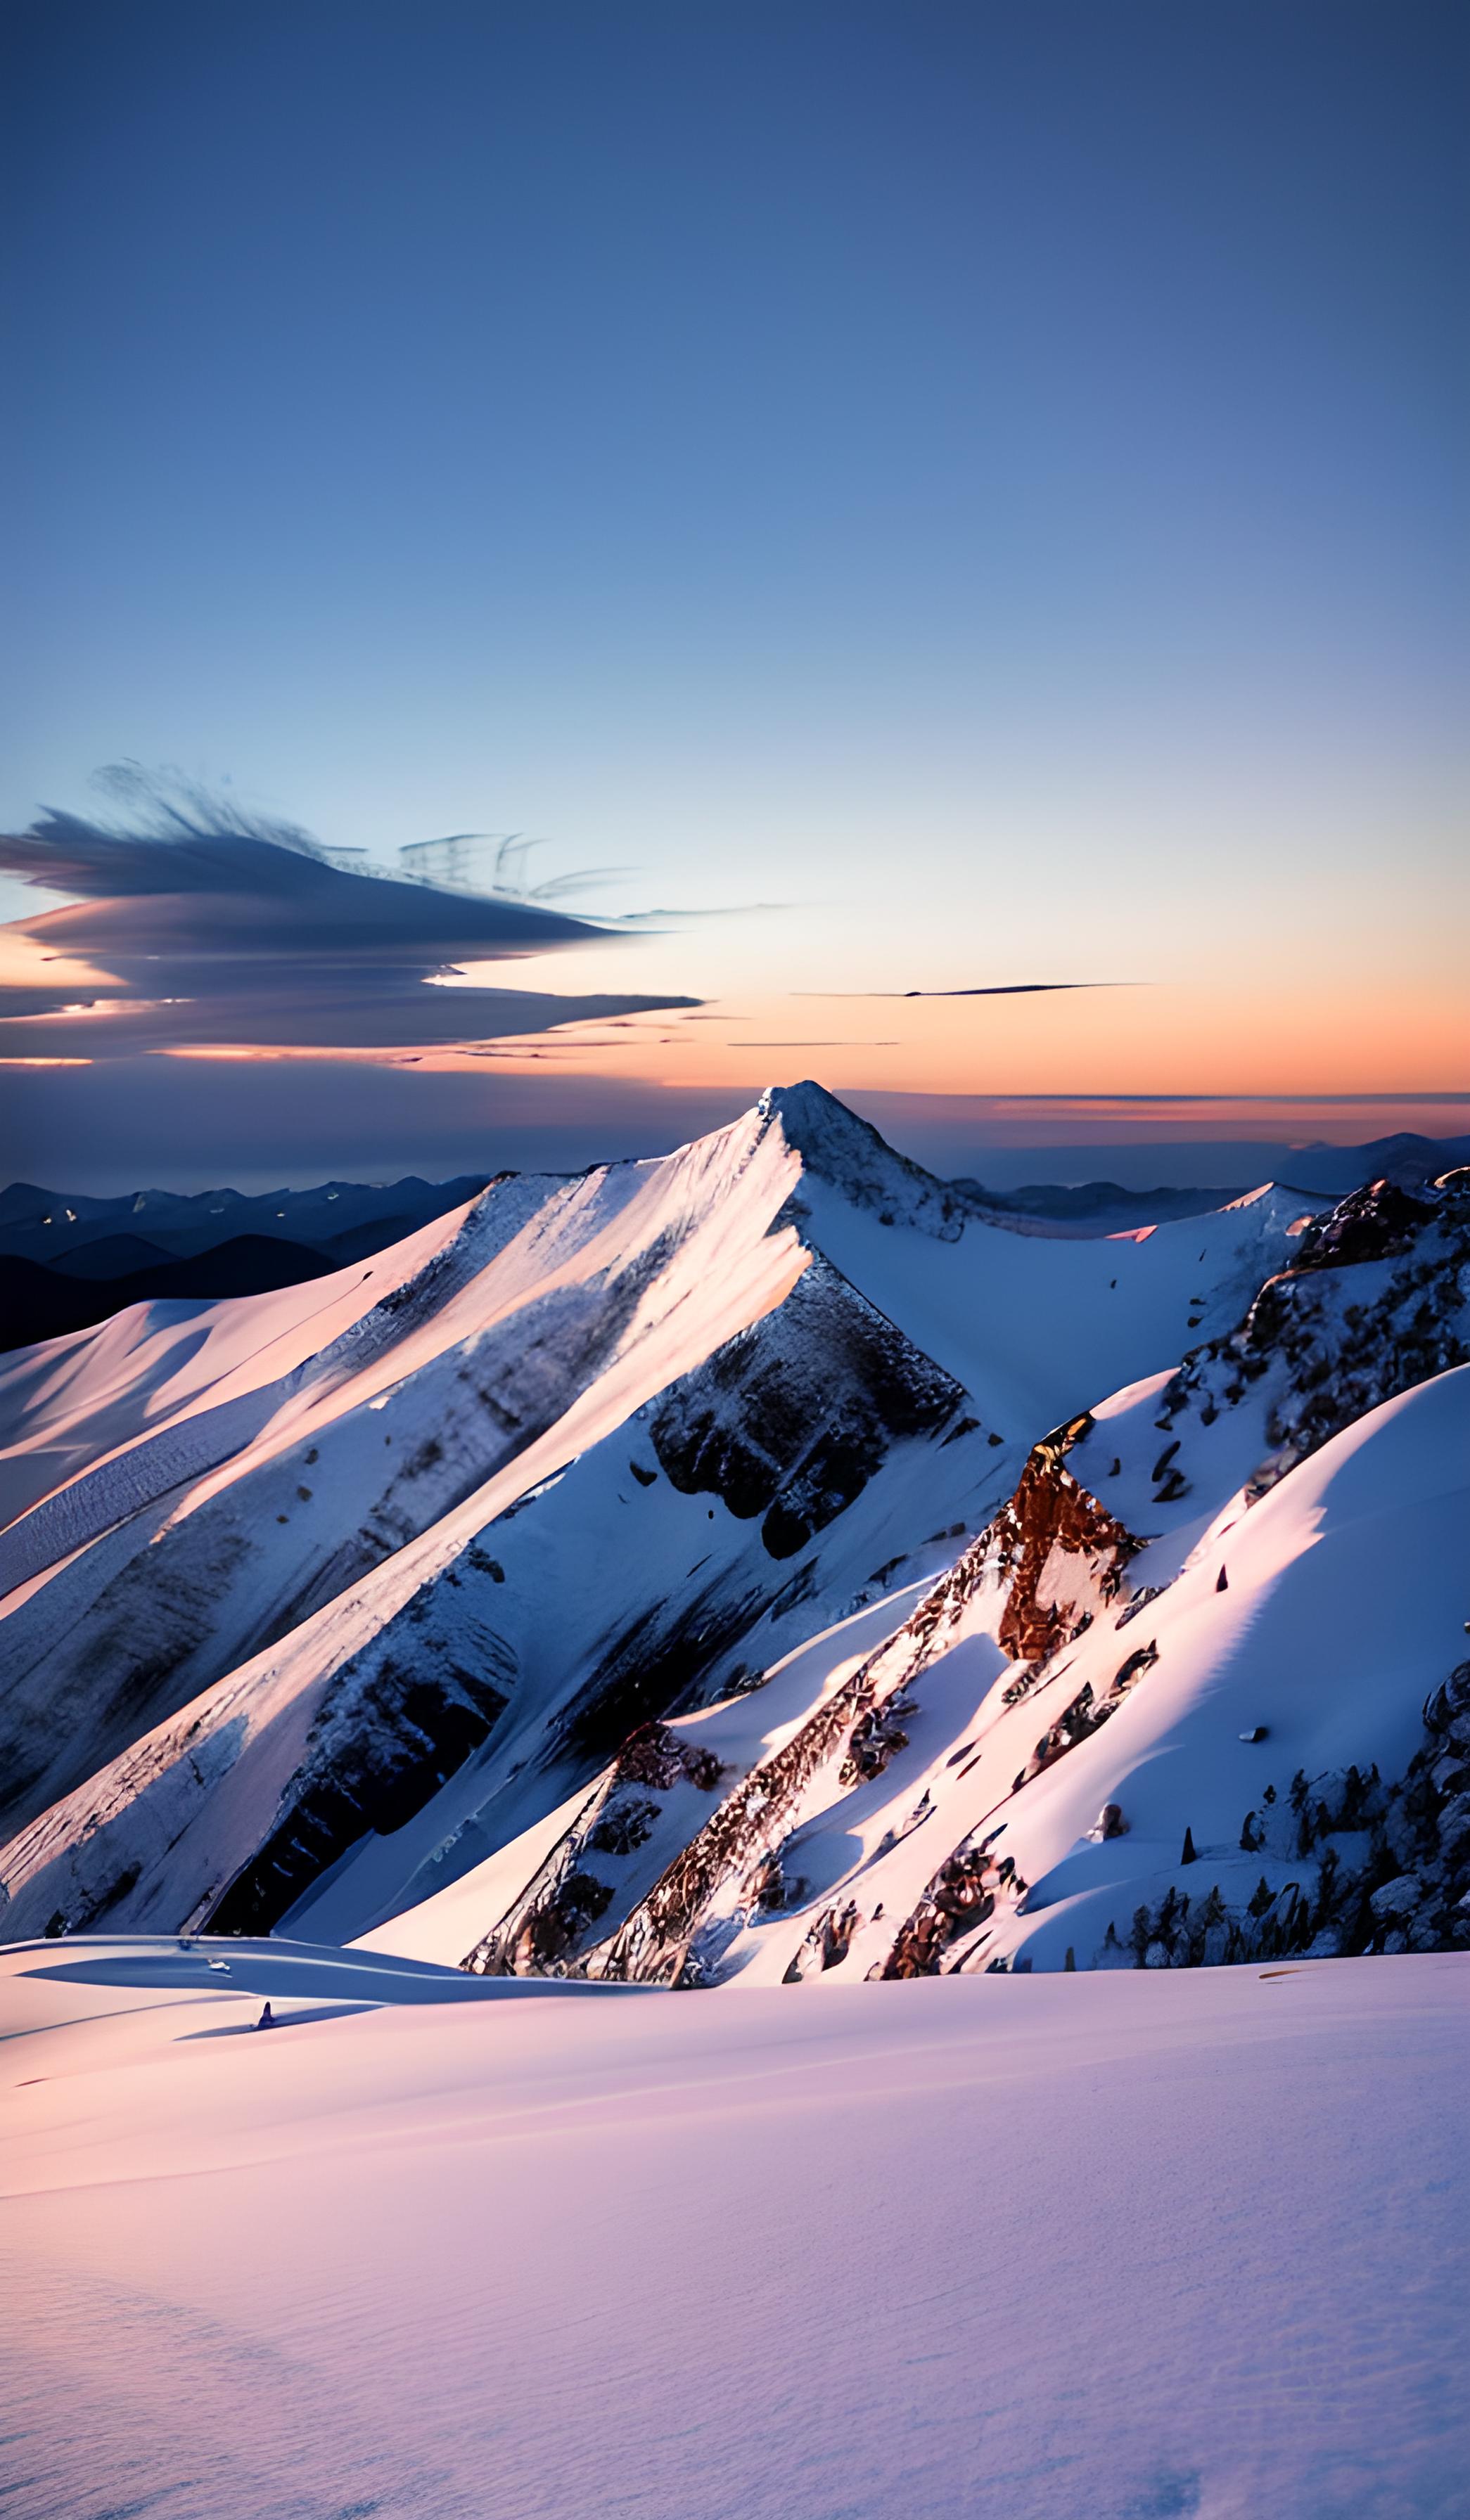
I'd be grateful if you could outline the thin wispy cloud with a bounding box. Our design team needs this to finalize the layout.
[800,984,1137,999]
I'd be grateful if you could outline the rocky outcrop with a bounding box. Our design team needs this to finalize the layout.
[1154,1169,1470,1502]
[460,1721,729,1976]
[649,1252,967,1560]
[971,1419,1142,1663]
[881,1832,1011,1978]
[571,1425,1144,1985]
[205,1649,514,1936]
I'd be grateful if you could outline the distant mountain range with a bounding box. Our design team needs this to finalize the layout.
[0,1174,490,1352]
[4,1124,1466,1354]
[1,1081,1466,1991]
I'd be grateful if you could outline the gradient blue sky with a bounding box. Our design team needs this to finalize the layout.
[3,0,1466,1182]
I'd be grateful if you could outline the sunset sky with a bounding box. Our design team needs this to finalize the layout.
[3,0,1464,1186]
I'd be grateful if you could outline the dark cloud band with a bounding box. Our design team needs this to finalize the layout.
[0,772,696,1060]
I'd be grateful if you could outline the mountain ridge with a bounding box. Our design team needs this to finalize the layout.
[1,1086,1465,1978]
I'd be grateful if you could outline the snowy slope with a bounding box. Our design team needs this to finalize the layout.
[0,1092,1449,1959]
[3,1936,1467,2520]
[0,1268,1007,1948]
[663,1364,1470,1991]
[0,1110,810,1838]
[366,1171,1469,1983]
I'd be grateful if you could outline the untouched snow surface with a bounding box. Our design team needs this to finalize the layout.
[3,1937,1466,2520]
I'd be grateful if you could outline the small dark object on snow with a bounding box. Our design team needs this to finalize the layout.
[1099,1803,1128,1840]
[1216,1566,1229,1591]
[1063,1946,1076,1972]
[1240,1725,1269,1743]
[1181,1826,1197,1864]
[256,2002,274,2031]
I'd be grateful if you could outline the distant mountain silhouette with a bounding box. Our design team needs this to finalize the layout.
[0,1236,338,1353]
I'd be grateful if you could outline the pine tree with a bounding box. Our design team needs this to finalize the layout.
[1181,1825,1197,1865]
[1240,1811,1261,1852]
[1215,1565,1229,1591]
[1248,1875,1274,1918]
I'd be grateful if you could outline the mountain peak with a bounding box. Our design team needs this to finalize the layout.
[756,1080,972,1238]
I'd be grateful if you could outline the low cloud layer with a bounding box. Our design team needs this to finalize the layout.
[0,771,694,1061]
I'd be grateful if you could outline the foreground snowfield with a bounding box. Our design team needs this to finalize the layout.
[3,1937,1466,2520]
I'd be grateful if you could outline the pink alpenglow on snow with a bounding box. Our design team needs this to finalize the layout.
[3,1939,1468,2520]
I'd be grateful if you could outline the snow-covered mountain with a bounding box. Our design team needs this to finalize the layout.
[1,1088,1464,1983]
[386,1166,1470,1986]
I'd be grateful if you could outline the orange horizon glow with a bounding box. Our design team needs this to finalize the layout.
[147,973,1469,1106]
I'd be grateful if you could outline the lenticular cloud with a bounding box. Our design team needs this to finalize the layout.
[0,767,693,1059]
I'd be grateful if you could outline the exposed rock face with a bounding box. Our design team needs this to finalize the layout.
[582,1646,923,1982]
[881,1834,1008,1979]
[971,1420,1141,1663]
[649,1253,966,1560]
[205,1651,514,1936]
[461,1721,731,1977]
[568,1426,1144,1986]
[1290,1177,1440,1273]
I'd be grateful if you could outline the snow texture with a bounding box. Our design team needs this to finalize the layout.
[2,1936,1466,2519]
